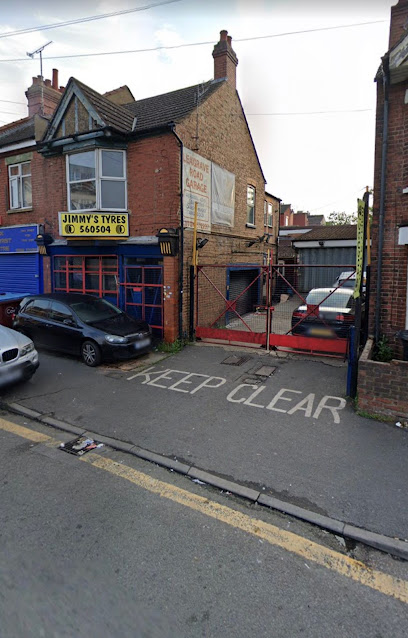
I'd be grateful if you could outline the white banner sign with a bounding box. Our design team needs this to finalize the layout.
[183,148,211,233]
[211,162,235,227]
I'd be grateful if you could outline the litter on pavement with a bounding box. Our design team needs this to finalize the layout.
[60,436,103,456]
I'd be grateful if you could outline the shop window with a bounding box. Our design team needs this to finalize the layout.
[67,149,126,212]
[8,161,32,210]
[53,255,119,304]
[247,185,255,226]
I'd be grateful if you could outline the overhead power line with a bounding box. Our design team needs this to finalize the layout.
[0,0,182,40]
[0,19,387,63]
[246,108,374,116]
[0,98,26,105]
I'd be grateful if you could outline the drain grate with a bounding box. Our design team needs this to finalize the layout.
[221,355,251,366]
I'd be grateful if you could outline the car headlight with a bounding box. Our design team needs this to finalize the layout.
[21,342,35,356]
[105,334,128,344]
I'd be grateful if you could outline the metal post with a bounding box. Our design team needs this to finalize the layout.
[189,265,195,340]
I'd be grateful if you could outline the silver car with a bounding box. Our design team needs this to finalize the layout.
[0,325,39,387]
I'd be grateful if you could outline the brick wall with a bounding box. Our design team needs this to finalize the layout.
[358,339,408,419]
[370,61,408,359]
[175,80,267,336]
[176,80,265,245]
[389,0,408,50]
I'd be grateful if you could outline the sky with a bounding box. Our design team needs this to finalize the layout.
[0,0,397,219]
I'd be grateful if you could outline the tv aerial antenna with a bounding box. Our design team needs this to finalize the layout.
[26,41,53,115]
[27,41,53,79]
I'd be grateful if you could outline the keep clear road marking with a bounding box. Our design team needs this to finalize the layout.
[1,416,407,605]
[81,453,408,606]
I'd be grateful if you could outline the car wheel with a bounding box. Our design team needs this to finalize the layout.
[81,340,102,367]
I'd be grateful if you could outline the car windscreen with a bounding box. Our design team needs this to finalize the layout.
[305,290,352,309]
[70,298,123,324]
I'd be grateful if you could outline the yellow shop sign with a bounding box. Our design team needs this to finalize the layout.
[59,212,129,238]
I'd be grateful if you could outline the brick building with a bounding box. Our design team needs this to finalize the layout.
[0,31,277,342]
[370,0,408,355]
[357,0,408,420]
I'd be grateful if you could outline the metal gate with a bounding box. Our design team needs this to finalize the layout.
[194,264,358,357]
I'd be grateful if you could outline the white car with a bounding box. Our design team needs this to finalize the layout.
[0,324,39,387]
[333,271,366,292]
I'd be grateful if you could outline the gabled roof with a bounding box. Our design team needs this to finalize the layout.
[43,77,135,141]
[75,79,135,132]
[0,116,34,147]
[294,225,357,242]
[123,80,222,132]
[307,214,326,225]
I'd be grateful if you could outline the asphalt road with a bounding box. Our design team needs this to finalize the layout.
[1,412,407,638]
[2,344,408,542]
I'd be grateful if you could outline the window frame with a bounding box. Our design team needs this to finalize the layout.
[267,202,273,228]
[66,149,127,212]
[246,185,256,226]
[8,161,32,210]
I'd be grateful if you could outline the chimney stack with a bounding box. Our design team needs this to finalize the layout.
[212,29,238,89]
[25,70,64,117]
[389,0,408,50]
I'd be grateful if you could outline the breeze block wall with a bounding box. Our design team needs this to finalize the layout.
[358,339,408,420]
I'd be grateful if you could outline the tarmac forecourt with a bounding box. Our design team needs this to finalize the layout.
[127,366,346,424]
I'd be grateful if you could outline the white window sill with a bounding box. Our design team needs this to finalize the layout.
[246,223,256,228]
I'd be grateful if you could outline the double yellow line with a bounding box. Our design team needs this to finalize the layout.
[2,416,408,604]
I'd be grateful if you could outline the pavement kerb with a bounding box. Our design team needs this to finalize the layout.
[3,400,408,561]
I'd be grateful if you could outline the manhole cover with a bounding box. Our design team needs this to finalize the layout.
[221,355,251,366]
[255,365,277,377]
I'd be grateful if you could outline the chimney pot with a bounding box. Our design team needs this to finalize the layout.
[52,68,58,90]
[220,29,228,41]
[227,35,232,46]
[44,79,51,87]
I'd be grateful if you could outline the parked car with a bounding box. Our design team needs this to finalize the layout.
[333,271,366,293]
[0,324,39,387]
[291,288,358,339]
[13,293,152,367]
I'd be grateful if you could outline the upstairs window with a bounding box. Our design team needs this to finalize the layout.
[264,200,267,226]
[247,185,255,226]
[67,149,126,212]
[8,161,32,210]
[267,202,273,228]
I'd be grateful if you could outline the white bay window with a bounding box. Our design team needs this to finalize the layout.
[67,149,126,211]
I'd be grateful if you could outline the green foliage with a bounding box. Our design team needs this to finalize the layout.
[326,211,357,226]
[373,335,394,363]
[156,338,186,354]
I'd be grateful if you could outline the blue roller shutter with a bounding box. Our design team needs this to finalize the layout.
[0,254,41,294]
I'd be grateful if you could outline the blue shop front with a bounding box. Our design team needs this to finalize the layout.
[47,239,164,337]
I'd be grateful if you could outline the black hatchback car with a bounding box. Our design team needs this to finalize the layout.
[13,293,152,366]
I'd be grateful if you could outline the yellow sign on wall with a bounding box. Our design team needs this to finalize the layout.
[59,212,129,238]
